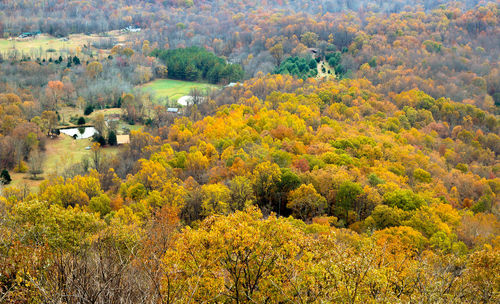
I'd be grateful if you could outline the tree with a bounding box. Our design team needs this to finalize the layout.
[84,104,94,115]
[152,47,242,83]
[413,168,432,183]
[0,169,11,185]
[41,111,58,136]
[137,205,180,301]
[90,143,102,172]
[201,183,230,216]
[89,193,111,216]
[189,87,205,105]
[336,181,362,225]
[460,245,500,302]
[269,43,284,66]
[45,81,64,111]
[77,117,86,125]
[86,61,103,79]
[142,40,151,55]
[93,113,106,135]
[135,65,153,84]
[383,189,425,211]
[365,205,406,230]
[301,31,319,47]
[181,177,203,224]
[252,161,281,212]
[275,56,318,79]
[121,93,143,122]
[160,208,313,303]
[107,130,117,146]
[28,150,44,179]
[287,184,327,221]
[229,176,255,212]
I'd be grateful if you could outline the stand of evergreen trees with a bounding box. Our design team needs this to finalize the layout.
[274,52,346,80]
[152,47,243,84]
[274,56,318,79]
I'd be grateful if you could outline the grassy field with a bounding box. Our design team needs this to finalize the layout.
[59,107,142,134]
[60,107,122,122]
[9,135,120,191]
[141,79,219,104]
[44,136,93,174]
[0,30,137,59]
[0,34,83,58]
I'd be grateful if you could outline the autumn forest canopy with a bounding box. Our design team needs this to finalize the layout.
[0,0,499,303]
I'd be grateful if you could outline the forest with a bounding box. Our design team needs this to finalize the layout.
[0,0,499,303]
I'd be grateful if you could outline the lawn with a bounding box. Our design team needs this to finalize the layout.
[59,107,142,134]
[44,135,93,174]
[141,79,219,104]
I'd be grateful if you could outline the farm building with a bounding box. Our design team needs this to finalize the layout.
[18,31,41,39]
[117,135,130,145]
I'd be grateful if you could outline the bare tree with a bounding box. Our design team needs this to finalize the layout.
[28,150,44,179]
[189,87,205,106]
[90,143,102,172]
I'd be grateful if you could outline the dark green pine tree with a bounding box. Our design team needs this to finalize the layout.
[0,169,12,185]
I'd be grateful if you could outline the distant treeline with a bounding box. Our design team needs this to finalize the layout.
[152,47,243,84]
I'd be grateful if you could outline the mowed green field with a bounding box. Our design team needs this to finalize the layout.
[141,79,218,103]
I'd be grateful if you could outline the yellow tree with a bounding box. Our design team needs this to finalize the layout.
[252,161,281,211]
[160,208,316,303]
[201,183,230,216]
[287,183,327,221]
[40,110,58,136]
[269,43,284,66]
[86,61,103,79]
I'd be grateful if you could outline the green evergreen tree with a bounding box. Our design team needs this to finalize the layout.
[108,130,117,146]
[0,169,11,185]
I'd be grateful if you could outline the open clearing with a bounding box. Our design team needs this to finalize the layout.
[140,79,219,104]
[59,107,142,134]
[0,35,82,58]
[0,30,138,58]
[317,60,336,79]
[9,135,120,191]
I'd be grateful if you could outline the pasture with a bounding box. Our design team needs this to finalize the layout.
[140,79,218,104]
[9,127,121,191]
[0,30,138,59]
[8,136,91,190]
[0,34,83,58]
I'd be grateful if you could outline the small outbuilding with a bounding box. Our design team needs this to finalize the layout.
[116,135,130,145]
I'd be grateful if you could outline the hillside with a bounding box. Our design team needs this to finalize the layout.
[0,1,499,303]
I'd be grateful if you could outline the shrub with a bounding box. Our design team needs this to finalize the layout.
[14,161,28,173]
[93,134,106,146]
[77,117,86,125]
[84,105,94,115]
